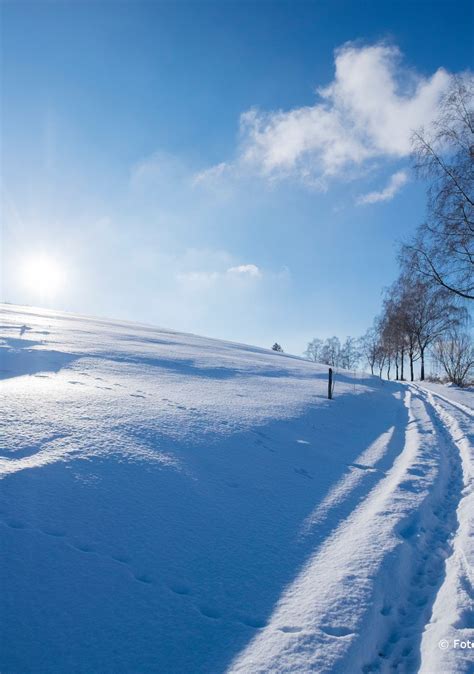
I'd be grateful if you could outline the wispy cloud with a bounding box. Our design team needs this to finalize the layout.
[130,151,188,188]
[177,262,263,286]
[227,264,261,277]
[192,162,230,187]
[195,42,451,189]
[356,170,409,205]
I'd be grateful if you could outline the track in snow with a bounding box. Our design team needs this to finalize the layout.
[230,385,470,674]
[362,385,465,673]
[415,385,474,674]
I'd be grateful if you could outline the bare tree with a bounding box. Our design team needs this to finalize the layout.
[305,336,360,370]
[320,336,341,367]
[432,329,474,386]
[382,295,407,380]
[403,75,474,300]
[379,267,465,382]
[383,276,420,381]
[407,280,464,380]
[304,338,324,362]
[380,318,397,380]
[361,327,379,376]
[340,336,361,370]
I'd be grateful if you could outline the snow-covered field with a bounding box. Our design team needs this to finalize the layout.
[1,304,472,673]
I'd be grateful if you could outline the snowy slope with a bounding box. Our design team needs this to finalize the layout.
[1,304,472,674]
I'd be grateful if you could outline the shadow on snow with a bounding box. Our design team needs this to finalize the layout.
[0,375,409,673]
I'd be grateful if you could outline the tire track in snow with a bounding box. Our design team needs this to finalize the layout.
[228,390,454,674]
[357,386,464,673]
[414,387,474,674]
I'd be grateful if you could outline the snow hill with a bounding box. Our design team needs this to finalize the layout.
[1,304,473,674]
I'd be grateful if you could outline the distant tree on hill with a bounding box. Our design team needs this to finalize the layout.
[304,336,361,370]
[340,336,361,370]
[272,342,283,352]
[304,338,324,362]
[320,336,341,367]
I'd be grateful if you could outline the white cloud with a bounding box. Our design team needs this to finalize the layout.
[196,42,452,188]
[356,170,409,205]
[177,262,262,286]
[192,162,230,186]
[227,264,261,277]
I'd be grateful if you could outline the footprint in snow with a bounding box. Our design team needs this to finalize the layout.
[198,606,222,619]
[134,573,154,584]
[398,480,418,492]
[398,523,418,540]
[169,583,192,596]
[294,467,313,479]
[407,468,424,477]
[6,520,28,530]
[279,626,302,634]
[71,543,97,554]
[321,625,353,637]
[388,631,400,643]
[130,393,146,398]
[349,463,378,472]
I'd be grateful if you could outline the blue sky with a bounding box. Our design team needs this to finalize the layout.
[1,0,472,354]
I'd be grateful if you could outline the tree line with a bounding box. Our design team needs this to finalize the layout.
[304,76,474,387]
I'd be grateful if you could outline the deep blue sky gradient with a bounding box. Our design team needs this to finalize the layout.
[2,0,472,353]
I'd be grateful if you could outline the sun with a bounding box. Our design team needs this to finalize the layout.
[21,254,65,297]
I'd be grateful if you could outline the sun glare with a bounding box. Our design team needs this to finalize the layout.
[21,254,65,297]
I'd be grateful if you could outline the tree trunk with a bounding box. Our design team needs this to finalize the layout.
[410,352,414,382]
[387,358,391,380]
[395,353,399,380]
[420,348,425,381]
[400,348,405,381]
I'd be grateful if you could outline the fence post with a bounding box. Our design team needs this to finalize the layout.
[328,367,333,400]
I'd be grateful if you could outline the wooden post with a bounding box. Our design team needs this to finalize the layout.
[328,367,333,400]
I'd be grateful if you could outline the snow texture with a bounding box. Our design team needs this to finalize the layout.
[1,304,472,673]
